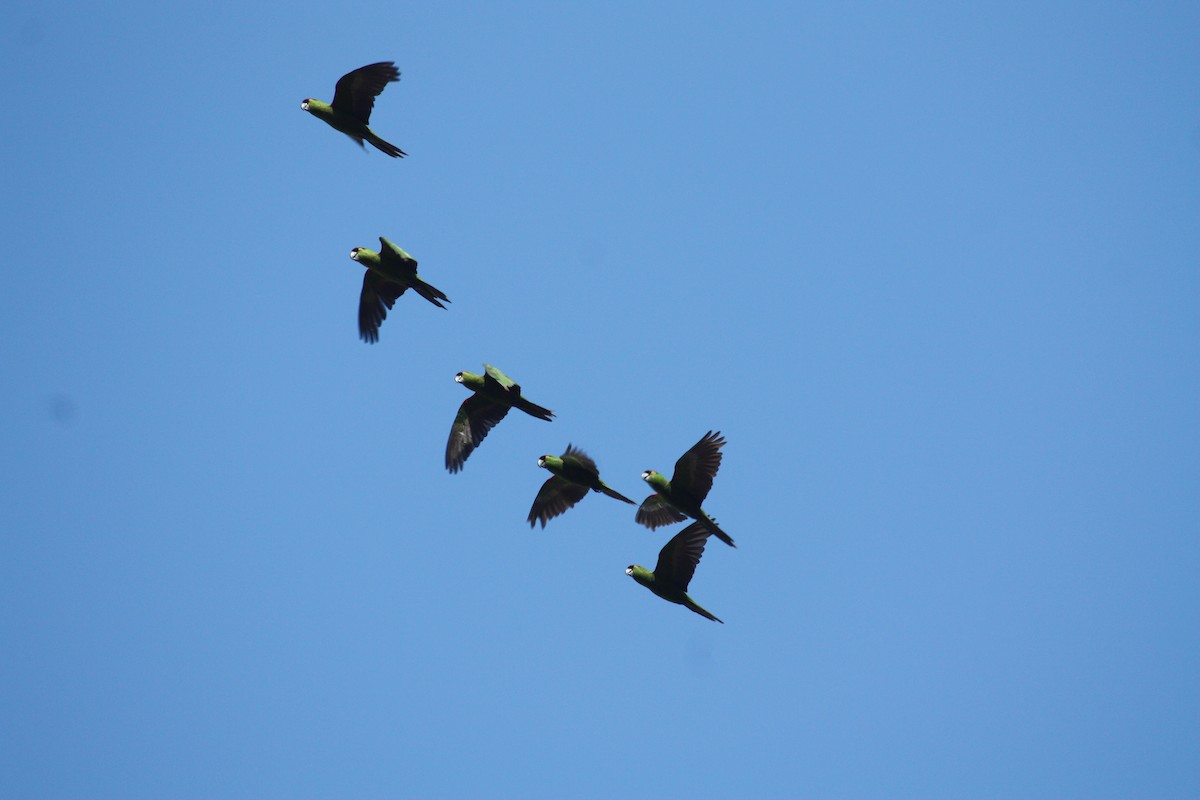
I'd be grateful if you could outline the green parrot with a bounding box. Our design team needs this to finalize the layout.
[301,62,407,157]
[349,237,450,343]
[445,364,554,473]
[527,444,635,528]
[636,430,735,548]
[626,522,723,623]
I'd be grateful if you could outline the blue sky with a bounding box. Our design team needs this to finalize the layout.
[1,2,1198,797]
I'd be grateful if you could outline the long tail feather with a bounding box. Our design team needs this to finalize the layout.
[367,132,407,158]
[515,398,554,421]
[599,483,635,504]
[413,279,450,309]
[686,597,724,623]
[701,514,736,548]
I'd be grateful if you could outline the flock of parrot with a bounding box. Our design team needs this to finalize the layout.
[302,62,734,623]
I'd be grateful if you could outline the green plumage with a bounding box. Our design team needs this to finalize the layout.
[626,522,723,623]
[527,444,635,528]
[635,430,735,547]
[445,364,554,473]
[349,237,450,343]
[301,62,407,157]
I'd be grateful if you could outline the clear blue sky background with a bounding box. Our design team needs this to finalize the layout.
[2,2,1197,798]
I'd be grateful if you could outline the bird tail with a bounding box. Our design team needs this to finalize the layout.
[598,483,635,504]
[686,596,724,623]
[701,514,736,548]
[412,278,450,309]
[366,131,407,158]
[514,397,554,421]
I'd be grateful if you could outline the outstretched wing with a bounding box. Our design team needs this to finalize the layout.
[378,237,418,277]
[527,476,590,528]
[483,363,517,391]
[653,522,711,592]
[561,443,598,475]
[331,61,400,123]
[670,430,725,505]
[358,271,406,343]
[445,394,510,473]
[635,494,687,529]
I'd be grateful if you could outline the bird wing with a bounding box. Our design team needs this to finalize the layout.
[480,362,513,388]
[331,61,400,123]
[483,363,517,390]
[445,394,511,473]
[653,522,711,592]
[561,443,598,475]
[377,237,418,277]
[527,476,590,528]
[635,494,687,529]
[670,430,725,504]
[358,271,406,343]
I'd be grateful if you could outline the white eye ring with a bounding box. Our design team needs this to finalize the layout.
[641,470,652,480]
[625,567,633,575]
[300,100,309,110]
[454,374,464,383]
[349,249,359,260]
[537,457,546,467]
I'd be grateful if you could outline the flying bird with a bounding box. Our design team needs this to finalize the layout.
[300,61,407,157]
[626,522,723,623]
[445,364,554,473]
[527,444,635,528]
[349,237,449,343]
[636,430,735,547]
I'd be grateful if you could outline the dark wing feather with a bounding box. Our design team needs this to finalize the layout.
[670,430,725,505]
[331,62,400,123]
[358,272,406,343]
[378,237,418,277]
[445,394,510,473]
[527,476,590,528]
[561,444,599,475]
[653,522,710,592]
[635,494,687,529]
[483,363,517,390]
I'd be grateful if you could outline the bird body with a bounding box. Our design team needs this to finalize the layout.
[636,430,735,547]
[301,62,406,157]
[445,364,554,473]
[456,367,553,420]
[350,237,449,343]
[627,522,723,623]
[527,444,635,528]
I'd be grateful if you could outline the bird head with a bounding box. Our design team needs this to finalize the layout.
[626,564,654,586]
[300,99,312,111]
[349,247,365,262]
[454,372,465,384]
[537,456,548,468]
[641,470,658,482]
